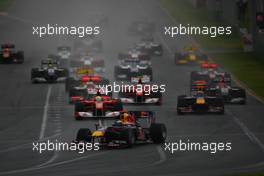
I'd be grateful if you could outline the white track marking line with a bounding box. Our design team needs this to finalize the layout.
[0,12,36,24]
[156,34,173,54]
[0,133,60,153]
[155,0,198,45]
[36,152,59,168]
[39,86,52,140]
[36,151,107,169]
[153,145,167,165]
[0,152,108,175]
[155,1,177,24]
[227,109,264,152]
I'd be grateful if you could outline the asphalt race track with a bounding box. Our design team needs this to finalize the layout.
[0,0,264,176]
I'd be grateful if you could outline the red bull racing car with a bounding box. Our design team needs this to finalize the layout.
[177,91,225,115]
[75,111,167,148]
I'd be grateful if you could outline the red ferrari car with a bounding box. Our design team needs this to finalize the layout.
[74,93,123,120]
[118,79,162,105]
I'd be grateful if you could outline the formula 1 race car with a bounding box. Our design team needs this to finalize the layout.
[65,74,109,92]
[73,37,103,54]
[74,94,123,120]
[31,58,69,83]
[177,91,225,115]
[134,36,163,56]
[69,82,111,104]
[212,77,246,104]
[57,46,71,59]
[75,111,167,148]
[175,45,208,65]
[128,19,156,35]
[135,42,163,56]
[0,44,24,64]
[190,63,231,85]
[70,54,105,73]
[119,49,151,61]
[114,57,152,81]
[68,66,95,77]
[118,80,162,105]
[190,78,246,105]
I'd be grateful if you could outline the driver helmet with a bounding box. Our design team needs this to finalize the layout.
[120,113,135,125]
[95,96,102,102]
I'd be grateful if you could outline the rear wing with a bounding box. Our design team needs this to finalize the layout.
[128,111,154,119]
[1,44,15,49]
[131,76,151,83]
[91,109,150,120]
[201,63,218,70]
[58,46,71,51]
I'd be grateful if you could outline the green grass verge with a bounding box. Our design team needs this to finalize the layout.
[229,173,264,176]
[0,0,12,11]
[160,0,242,50]
[212,52,264,98]
[160,0,264,100]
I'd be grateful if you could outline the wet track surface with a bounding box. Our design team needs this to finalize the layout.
[0,0,264,175]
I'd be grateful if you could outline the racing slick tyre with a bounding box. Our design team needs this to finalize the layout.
[153,45,163,56]
[212,98,225,115]
[123,128,135,148]
[156,98,162,106]
[219,107,225,115]
[75,102,86,120]
[114,66,123,81]
[150,123,167,144]
[177,108,184,115]
[113,99,123,111]
[69,89,85,104]
[177,96,187,115]
[65,77,75,92]
[153,92,162,105]
[231,88,246,105]
[16,51,24,64]
[142,68,153,81]
[62,68,69,78]
[76,128,92,142]
[31,68,39,84]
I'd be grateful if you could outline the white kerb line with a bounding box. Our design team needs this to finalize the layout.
[39,85,52,140]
